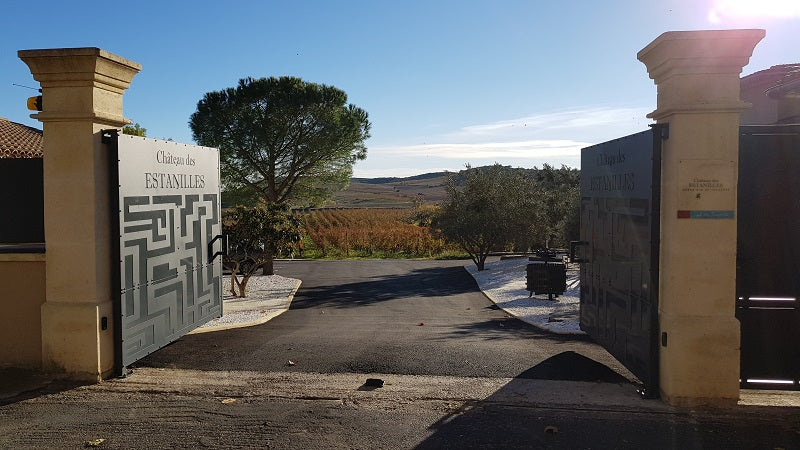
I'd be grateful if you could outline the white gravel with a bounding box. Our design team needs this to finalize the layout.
[465,258,584,335]
[201,309,270,327]
[220,273,300,302]
[197,274,301,330]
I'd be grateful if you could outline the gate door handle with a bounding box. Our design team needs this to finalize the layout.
[208,234,228,263]
[569,240,589,263]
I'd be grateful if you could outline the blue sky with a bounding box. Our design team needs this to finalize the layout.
[2,0,798,177]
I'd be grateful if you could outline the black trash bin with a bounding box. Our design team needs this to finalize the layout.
[526,260,566,300]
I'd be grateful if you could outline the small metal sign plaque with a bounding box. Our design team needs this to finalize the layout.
[677,159,735,219]
[114,134,222,368]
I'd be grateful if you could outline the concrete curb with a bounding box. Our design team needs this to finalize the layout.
[188,279,302,334]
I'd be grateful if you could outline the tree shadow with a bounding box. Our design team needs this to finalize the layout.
[432,316,594,342]
[289,265,480,309]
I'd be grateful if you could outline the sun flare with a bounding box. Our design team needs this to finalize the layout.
[709,0,800,22]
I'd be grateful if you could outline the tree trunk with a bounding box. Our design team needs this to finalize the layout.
[262,252,275,275]
[476,253,487,271]
[239,275,250,297]
[229,273,238,296]
[226,262,239,296]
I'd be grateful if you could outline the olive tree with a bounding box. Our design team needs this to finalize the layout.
[436,164,543,270]
[222,205,302,297]
[528,164,580,248]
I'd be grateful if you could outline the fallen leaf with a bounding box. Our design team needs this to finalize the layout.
[85,438,106,447]
[544,425,559,434]
[221,398,237,404]
[417,322,424,326]
[287,360,297,366]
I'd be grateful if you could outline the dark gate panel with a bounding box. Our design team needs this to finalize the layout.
[110,133,223,371]
[737,125,800,389]
[0,158,44,243]
[578,126,663,395]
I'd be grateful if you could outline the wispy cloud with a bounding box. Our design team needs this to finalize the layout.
[370,106,650,160]
[452,106,651,141]
[372,139,590,159]
[357,106,651,177]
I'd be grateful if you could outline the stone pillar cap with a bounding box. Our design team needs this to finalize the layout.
[18,47,140,67]
[18,47,141,126]
[18,47,141,92]
[638,29,765,81]
[638,29,765,120]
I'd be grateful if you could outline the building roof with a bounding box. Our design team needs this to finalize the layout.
[741,64,800,93]
[740,64,800,125]
[0,117,43,158]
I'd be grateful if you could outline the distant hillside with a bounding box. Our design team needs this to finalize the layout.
[329,171,450,208]
[351,172,450,185]
[327,165,579,209]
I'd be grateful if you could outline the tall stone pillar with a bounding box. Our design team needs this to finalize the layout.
[638,30,764,406]
[18,48,141,380]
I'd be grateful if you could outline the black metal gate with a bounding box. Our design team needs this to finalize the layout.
[737,125,800,389]
[574,126,665,396]
[107,132,224,373]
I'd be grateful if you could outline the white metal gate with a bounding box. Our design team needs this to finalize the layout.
[108,132,224,372]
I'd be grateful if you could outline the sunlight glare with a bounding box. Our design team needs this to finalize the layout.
[709,0,800,22]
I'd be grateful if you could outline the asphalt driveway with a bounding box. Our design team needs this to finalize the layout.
[138,259,633,380]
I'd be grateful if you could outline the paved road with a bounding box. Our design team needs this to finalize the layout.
[139,259,633,381]
[3,260,800,449]
[4,368,799,450]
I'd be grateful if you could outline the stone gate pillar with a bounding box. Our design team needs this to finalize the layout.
[18,48,141,380]
[638,30,764,406]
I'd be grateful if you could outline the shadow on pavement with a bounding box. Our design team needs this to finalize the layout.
[0,368,87,407]
[414,352,800,450]
[289,265,479,309]
[435,316,593,342]
[516,351,629,383]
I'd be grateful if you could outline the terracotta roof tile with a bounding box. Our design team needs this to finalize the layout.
[741,64,800,89]
[0,117,43,158]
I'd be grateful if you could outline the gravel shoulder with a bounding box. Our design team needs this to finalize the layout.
[466,258,583,335]
[193,273,301,333]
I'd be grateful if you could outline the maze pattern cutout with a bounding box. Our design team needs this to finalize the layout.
[120,193,222,366]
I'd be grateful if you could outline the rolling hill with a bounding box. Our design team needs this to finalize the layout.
[329,171,451,208]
